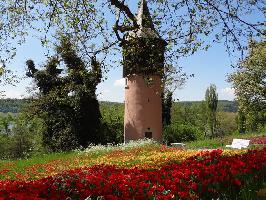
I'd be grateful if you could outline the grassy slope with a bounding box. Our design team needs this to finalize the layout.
[186,132,266,149]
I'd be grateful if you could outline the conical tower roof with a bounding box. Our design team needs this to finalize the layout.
[137,0,155,30]
[129,0,160,39]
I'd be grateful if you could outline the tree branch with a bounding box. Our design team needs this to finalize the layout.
[110,0,138,28]
[205,0,265,36]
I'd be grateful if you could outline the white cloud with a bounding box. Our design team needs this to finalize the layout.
[219,87,235,100]
[97,89,110,100]
[101,89,111,94]
[3,89,25,99]
[114,78,125,87]
[221,87,235,95]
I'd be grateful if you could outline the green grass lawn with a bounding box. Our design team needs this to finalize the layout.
[185,132,266,149]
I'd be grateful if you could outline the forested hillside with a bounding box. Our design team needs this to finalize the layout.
[0,99,238,113]
[178,100,238,113]
[0,99,29,113]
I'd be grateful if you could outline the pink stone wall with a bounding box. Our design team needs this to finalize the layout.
[124,74,162,142]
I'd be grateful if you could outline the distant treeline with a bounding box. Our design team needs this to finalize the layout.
[178,100,238,113]
[0,98,238,113]
[0,99,30,113]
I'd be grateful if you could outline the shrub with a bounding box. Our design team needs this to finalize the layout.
[0,113,44,159]
[163,123,203,144]
[0,135,12,159]
[100,104,124,144]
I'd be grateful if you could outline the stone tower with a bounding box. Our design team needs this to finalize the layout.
[123,0,167,142]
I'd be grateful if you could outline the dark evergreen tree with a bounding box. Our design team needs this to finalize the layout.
[162,91,173,127]
[205,84,218,138]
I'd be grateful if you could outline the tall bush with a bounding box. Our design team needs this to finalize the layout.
[26,36,103,152]
[163,123,202,144]
[0,113,43,159]
[100,104,124,144]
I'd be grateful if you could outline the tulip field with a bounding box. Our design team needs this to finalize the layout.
[0,139,266,199]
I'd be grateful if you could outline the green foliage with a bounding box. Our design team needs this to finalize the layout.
[0,0,264,65]
[0,99,28,113]
[162,91,173,127]
[178,100,238,113]
[0,113,43,159]
[186,131,266,149]
[100,103,124,144]
[217,112,238,135]
[171,101,208,133]
[163,123,203,144]
[205,84,219,138]
[0,99,238,114]
[0,113,13,135]
[237,110,246,134]
[122,37,166,77]
[0,60,18,88]
[26,36,103,152]
[229,40,266,133]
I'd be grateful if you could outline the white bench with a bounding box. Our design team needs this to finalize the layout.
[170,143,186,149]
[226,139,250,149]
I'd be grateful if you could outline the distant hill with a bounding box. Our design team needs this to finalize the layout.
[0,99,238,113]
[178,100,238,113]
[0,99,29,113]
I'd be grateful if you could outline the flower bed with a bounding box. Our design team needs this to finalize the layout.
[0,148,265,199]
[250,136,266,145]
[0,144,245,181]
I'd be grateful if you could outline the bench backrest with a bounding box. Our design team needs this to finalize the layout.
[231,139,250,148]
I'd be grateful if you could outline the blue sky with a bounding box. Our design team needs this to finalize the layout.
[0,36,237,102]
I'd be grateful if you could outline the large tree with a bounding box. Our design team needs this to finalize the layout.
[229,40,266,132]
[26,37,103,151]
[0,0,265,73]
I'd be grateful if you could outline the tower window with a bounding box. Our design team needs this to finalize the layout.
[145,132,152,139]
[125,78,129,89]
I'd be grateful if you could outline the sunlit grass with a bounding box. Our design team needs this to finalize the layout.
[185,132,266,149]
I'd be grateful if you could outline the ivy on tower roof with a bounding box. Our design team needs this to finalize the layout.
[129,0,161,39]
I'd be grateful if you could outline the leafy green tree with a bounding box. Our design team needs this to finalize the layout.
[0,113,13,135]
[205,84,218,138]
[217,111,237,135]
[163,123,202,144]
[0,61,18,89]
[162,91,173,127]
[229,40,266,132]
[26,36,103,151]
[171,101,207,132]
[237,109,246,134]
[0,0,264,78]
[57,36,103,147]
[0,112,43,159]
[100,103,124,144]
[0,99,29,113]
